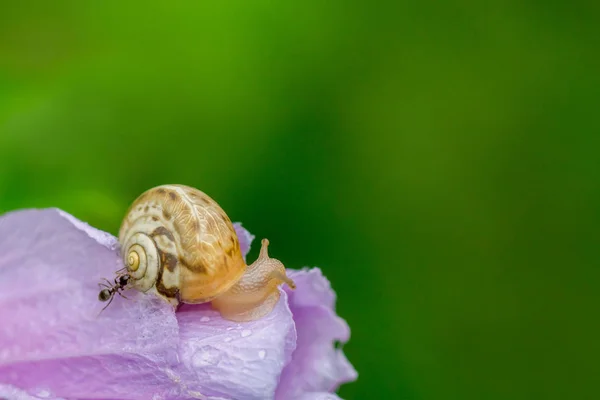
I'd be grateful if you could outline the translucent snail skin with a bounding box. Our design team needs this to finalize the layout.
[113,184,295,322]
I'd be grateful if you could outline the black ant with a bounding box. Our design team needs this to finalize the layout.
[98,273,131,312]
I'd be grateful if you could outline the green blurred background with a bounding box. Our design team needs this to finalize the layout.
[1,1,599,399]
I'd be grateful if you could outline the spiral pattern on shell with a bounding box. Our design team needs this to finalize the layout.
[117,184,247,305]
[120,232,160,292]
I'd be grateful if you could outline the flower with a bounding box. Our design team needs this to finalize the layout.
[0,208,357,400]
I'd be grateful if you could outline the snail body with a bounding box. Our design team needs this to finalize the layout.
[116,184,295,321]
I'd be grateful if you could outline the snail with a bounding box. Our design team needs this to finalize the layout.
[110,184,296,322]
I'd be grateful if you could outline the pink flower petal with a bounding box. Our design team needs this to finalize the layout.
[0,209,356,400]
[176,297,296,399]
[233,222,255,261]
[0,209,297,399]
[0,208,182,399]
[0,384,65,400]
[276,268,358,399]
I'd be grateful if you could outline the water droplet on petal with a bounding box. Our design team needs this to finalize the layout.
[192,346,221,367]
[258,350,266,359]
[241,329,252,337]
[226,327,234,331]
[200,316,210,322]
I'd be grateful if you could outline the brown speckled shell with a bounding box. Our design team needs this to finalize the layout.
[118,184,246,303]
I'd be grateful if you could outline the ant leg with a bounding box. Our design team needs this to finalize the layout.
[116,289,130,300]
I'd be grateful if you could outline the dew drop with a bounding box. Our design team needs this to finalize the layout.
[193,347,221,367]
[241,329,252,337]
[258,350,266,359]
[226,327,234,331]
[200,316,210,322]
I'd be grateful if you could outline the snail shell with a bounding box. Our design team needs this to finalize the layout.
[118,184,246,306]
